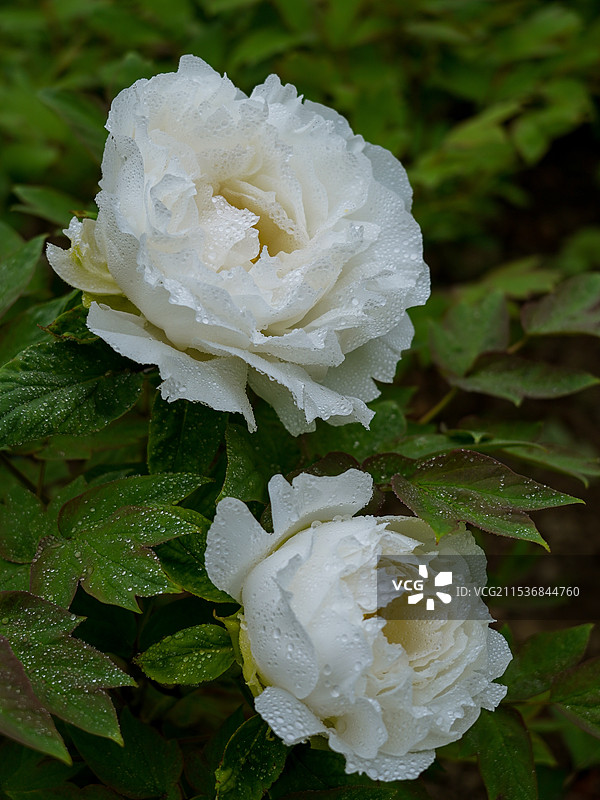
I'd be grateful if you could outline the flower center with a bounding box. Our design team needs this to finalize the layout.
[219,178,308,258]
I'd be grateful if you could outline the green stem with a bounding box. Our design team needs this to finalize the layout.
[418,386,458,425]
[0,453,40,497]
[507,335,529,355]
[37,460,47,501]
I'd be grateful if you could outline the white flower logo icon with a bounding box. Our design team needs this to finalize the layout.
[407,565,453,610]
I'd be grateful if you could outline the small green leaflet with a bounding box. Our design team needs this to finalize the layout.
[522,273,600,337]
[156,527,233,603]
[12,185,83,227]
[275,789,421,799]
[0,221,24,262]
[148,394,227,475]
[0,479,90,591]
[429,290,509,377]
[551,657,600,738]
[0,484,47,563]
[135,624,235,684]
[304,398,407,461]
[30,474,208,611]
[0,294,75,366]
[503,624,593,701]
[0,592,135,761]
[217,403,302,505]
[44,305,99,344]
[466,707,537,800]
[498,443,600,487]
[57,473,204,533]
[38,88,107,162]
[364,449,581,545]
[0,340,144,448]
[268,747,425,798]
[215,716,288,800]
[0,636,70,763]
[0,235,45,319]
[0,740,81,796]
[451,354,599,405]
[70,708,183,799]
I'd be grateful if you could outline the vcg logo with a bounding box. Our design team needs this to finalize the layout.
[392,564,453,611]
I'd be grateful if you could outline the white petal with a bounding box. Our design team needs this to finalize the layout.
[268,470,374,541]
[204,497,274,602]
[247,359,373,435]
[342,747,436,782]
[243,548,320,699]
[87,303,255,426]
[46,219,122,295]
[255,686,326,745]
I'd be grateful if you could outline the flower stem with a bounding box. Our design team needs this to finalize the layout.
[0,454,40,496]
[418,386,458,425]
[507,335,529,355]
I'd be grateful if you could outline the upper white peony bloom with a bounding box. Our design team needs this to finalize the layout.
[46,55,429,434]
[205,469,512,782]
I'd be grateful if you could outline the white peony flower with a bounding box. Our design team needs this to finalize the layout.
[46,55,429,434]
[205,469,512,782]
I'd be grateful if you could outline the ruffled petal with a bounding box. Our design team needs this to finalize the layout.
[87,303,255,426]
[204,497,274,601]
[268,470,374,541]
[255,686,326,745]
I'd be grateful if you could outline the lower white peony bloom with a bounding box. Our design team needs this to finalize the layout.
[46,55,429,434]
[205,469,512,782]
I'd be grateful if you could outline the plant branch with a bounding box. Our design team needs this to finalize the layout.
[418,386,458,425]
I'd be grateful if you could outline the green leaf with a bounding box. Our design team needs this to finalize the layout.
[503,625,593,701]
[467,707,537,800]
[12,787,128,799]
[0,479,92,579]
[156,526,232,603]
[522,273,600,337]
[0,235,45,319]
[38,89,107,161]
[218,418,300,505]
[389,449,581,545]
[148,394,226,475]
[451,355,599,404]
[215,715,288,800]
[71,708,183,798]
[0,740,81,793]
[0,592,135,749]
[278,789,410,799]
[0,294,76,366]
[304,399,407,461]
[529,731,557,767]
[230,27,305,69]
[559,713,600,769]
[33,414,148,461]
[460,257,560,303]
[0,340,144,447]
[0,558,30,591]
[44,304,99,343]
[57,473,205,533]
[551,657,600,738]
[31,502,204,611]
[498,443,600,487]
[0,221,24,262]
[0,484,46,563]
[0,637,70,764]
[429,290,509,376]
[269,747,400,798]
[135,624,235,684]
[12,185,83,227]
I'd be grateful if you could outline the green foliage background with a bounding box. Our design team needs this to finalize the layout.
[1,1,600,798]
